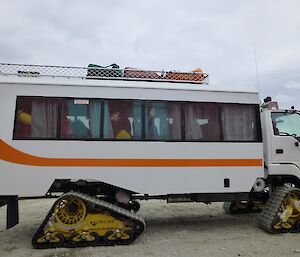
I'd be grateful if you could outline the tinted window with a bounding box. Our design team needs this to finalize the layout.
[14,97,59,138]
[14,97,261,142]
[184,102,220,141]
[221,104,259,141]
[145,102,182,140]
[60,99,101,139]
[103,100,142,140]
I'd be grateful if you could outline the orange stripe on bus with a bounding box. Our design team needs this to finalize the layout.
[0,139,263,167]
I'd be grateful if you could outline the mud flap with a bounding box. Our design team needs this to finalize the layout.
[0,196,19,229]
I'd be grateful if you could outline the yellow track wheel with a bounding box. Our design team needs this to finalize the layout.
[54,195,87,229]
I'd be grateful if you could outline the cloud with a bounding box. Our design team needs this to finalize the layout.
[0,0,300,109]
[285,81,300,89]
[274,93,299,109]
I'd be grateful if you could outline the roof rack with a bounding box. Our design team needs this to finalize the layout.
[0,63,209,84]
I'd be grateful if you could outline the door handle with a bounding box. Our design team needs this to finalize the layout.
[295,141,299,147]
[276,149,284,154]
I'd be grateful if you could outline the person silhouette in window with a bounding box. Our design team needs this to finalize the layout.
[272,121,280,135]
[147,106,159,139]
[111,111,131,139]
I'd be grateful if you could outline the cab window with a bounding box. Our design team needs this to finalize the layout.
[271,112,300,138]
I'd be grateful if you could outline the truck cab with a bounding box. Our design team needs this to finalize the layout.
[261,100,300,187]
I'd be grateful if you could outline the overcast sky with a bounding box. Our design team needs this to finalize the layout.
[1,0,300,109]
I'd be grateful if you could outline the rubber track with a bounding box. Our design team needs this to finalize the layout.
[223,202,233,214]
[257,186,299,233]
[223,201,263,214]
[32,192,146,249]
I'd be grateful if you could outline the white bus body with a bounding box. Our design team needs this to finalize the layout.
[0,70,263,197]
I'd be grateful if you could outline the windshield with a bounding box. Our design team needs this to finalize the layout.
[271,112,300,138]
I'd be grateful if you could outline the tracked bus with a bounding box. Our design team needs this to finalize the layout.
[0,63,299,248]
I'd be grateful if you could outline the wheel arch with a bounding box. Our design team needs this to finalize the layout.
[267,175,300,188]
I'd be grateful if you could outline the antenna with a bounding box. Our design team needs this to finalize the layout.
[252,35,260,90]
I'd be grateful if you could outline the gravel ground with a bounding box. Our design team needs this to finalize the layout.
[0,198,300,257]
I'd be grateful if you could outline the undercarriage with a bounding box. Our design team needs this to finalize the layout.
[2,184,299,249]
[32,192,145,249]
[223,186,300,233]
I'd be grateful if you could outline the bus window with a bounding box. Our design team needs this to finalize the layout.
[184,102,220,141]
[14,97,59,139]
[145,102,182,140]
[103,100,142,140]
[221,104,258,141]
[60,99,101,139]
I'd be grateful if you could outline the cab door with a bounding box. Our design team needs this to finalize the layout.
[271,111,300,167]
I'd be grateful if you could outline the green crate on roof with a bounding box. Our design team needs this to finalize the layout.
[86,63,122,78]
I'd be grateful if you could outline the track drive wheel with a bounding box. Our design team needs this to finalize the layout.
[54,195,87,228]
